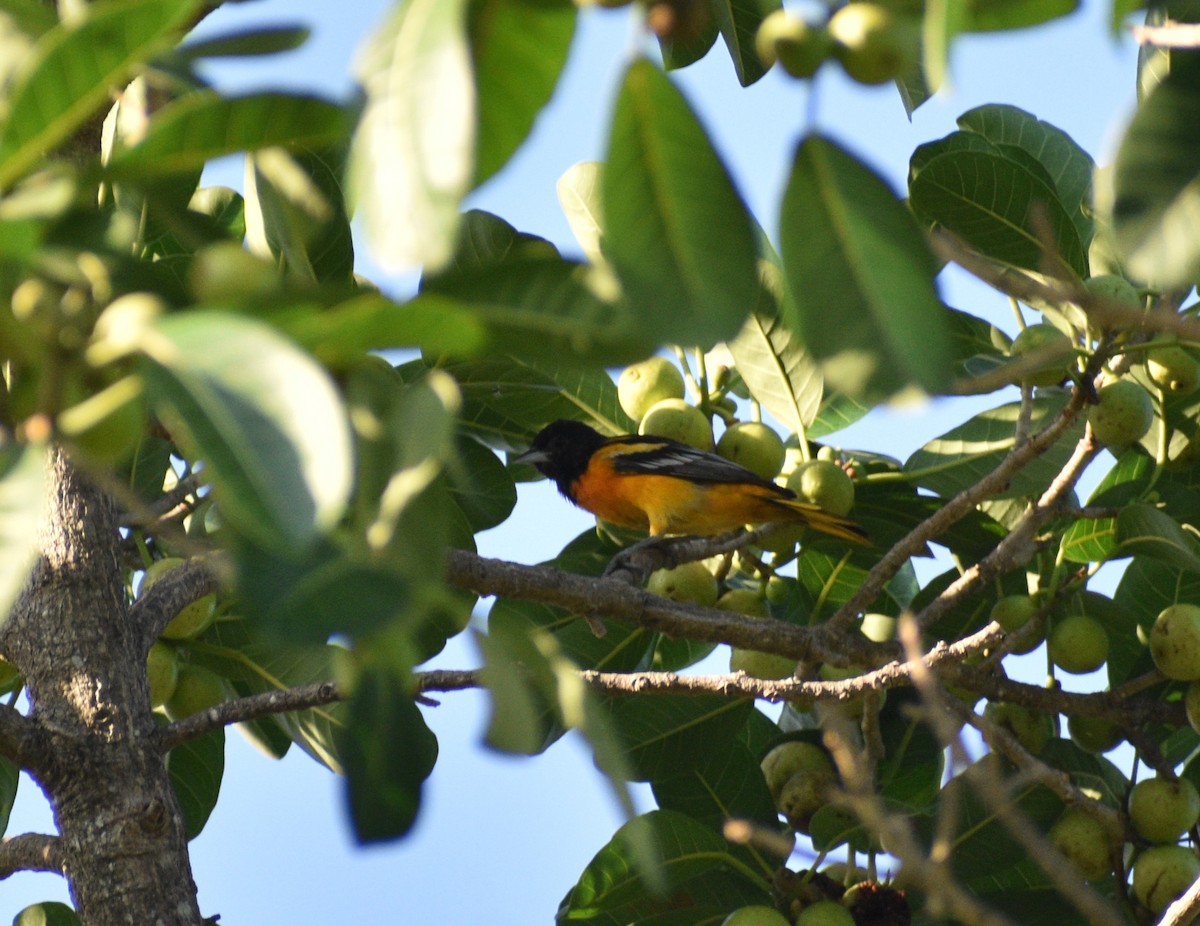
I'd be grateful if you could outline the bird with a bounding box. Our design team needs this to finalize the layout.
[514,419,869,545]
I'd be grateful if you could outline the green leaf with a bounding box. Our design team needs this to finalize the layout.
[194,621,345,770]
[712,0,780,87]
[432,355,633,451]
[558,809,771,924]
[602,695,752,781]
[340,665,438,843]
[1115,502,1200,573]
[244,145,354,286]
[176,25,311,60]
[446,435,516,533]
[727,270,822,437]
[903,394,1085,500]
[0,443,45,628]
[781,135,953,401]
[964,0,1078,31]
[657,8,719,71]
[138,312,353,551]
[876,690,943,810]
[1109,55,1200,287]
[288,293,489,366]
[557,160,606,266]
[1060,450,1153,564]
[909,148,1087,277]
[957,104,1094,247]
[13,902,81,926]
[0,755,18,838]
[1039,738,1127,808]
[650,737,778,832]
[107,92,351,180]
[469,0,575,186]
[166,727,224,840]
[602,58,759,349]
[476,623,564,755]
[0,0,201,190]
[349,0,472,271]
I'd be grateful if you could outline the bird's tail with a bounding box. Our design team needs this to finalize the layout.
[771,498,871,546]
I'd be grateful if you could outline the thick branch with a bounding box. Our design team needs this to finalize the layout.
[130,557,222,649]
[0,833,64,879]
[0,704,49,774]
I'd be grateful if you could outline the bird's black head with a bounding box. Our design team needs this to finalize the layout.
[515,419,608,493]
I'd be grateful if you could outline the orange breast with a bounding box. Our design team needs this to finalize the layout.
[571,467,796,536]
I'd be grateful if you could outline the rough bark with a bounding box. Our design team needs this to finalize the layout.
[3,450,202,925]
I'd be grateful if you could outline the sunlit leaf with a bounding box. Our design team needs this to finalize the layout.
[781,135,952,401]
[107,92,349,179]
[1109,55,1200,287]
[0,443,45,627]
[349,0,473,271]
[138,312,353,550]
[602,58,759,350]
[469,0,575,186]
[0,0,201,189]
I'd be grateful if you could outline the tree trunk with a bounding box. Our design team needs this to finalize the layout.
[4,450,203,924]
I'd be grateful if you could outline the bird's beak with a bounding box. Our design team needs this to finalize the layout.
[512,448,549,467]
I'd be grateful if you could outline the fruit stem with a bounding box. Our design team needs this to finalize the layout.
[1009,297,1027,331]
[672,345,703,402]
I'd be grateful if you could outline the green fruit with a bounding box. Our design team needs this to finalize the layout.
[88,292,166,364]
[646,561,718,607]
[166,664,233,720]
[797,900,855,926]
[1048,808,1112,881]
[721,906,791,926]
[1087,379,1153,449]
[787,460,855,517]
[1068,714,1122,754]
[162,593,217,641]
[1085,274,1140,306]
[761,740,834,800]
[147,641,179,708]
[717,422,786,481]
[1129,776,1200,844]
[859,612,896,642]
[0,656,19,691]
[141,557,218,640]
[58,377,145,466]
[1150,604,1200,680]
[818,663,873,718]
[717,588,768,617]
[617,357,685,421]
[991,595,1037,633]
[828,3,915,85]
[1186,680,1200,734]
[189,240,281,304]
[779,767,837,832]
[722,589,796,678]
[1048,614,1109,675]
[755,10,833,78]
[1009,323,1073,387]
[1147,345,1200,395]
[983,701,1053,754]
[1132,845,1200,914]
[639,398,713,451]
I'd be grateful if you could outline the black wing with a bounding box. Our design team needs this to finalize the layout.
[604,435,789,492]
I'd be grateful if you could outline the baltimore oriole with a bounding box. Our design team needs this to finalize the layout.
[515,419,869,544]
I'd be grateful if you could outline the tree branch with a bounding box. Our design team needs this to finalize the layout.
[130,557,223,649]
[160,681,341,752]
[820,388,1087,636]
[0,833,64,879]
[0,703,50,775]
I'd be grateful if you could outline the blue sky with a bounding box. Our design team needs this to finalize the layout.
[2,2,1143,922]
